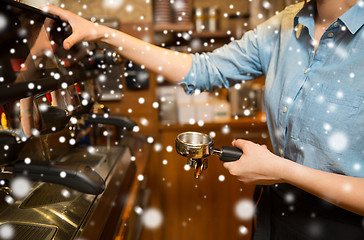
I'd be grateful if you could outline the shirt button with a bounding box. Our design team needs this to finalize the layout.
[283,106,288,113]
[304,68,310,74]
[327,32,334,38]
[279,148,284,156]
[333,22,340,27]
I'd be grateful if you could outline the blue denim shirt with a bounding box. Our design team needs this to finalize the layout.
[181,0,364,177]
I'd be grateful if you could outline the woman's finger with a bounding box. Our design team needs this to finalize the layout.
[232,139,251,150]
[63,32,80,50]
[41,5,70,22]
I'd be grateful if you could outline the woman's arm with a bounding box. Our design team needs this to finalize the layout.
[20,97,34,138]
[223,139,364,216]
[42,6,192,83]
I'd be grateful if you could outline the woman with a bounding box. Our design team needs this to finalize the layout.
[44,0,364,239]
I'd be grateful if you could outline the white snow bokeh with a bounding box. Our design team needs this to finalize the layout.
[69,138,76,145]
[134,206,143,215]
[10,177,31,199]
[125,4,134,13]
[166,145,173,152]
[59,136,66,143]
[60,171,67,178]
[153,143,162,152]
[24,157,31,164]
[222,125,230,134]
[328,131,348,153]
[284,192,295,204]
[184,164,191,171]
[141,208,163,229]
[218,175,225,182]
[140,117,149,126]
[336,91,344,99]
[307,221,323,239]
[147,137,154,144]
[234,199,255,220]
[323,123,332,132]
[353,163,361,171]
[188,118,196,125]
[239,225,249,235]
[0,224,14,240]
[4,196,14,205]
[0,14,8,32]
[262,1,271,9]
[61,189,71,198]
[138,97,145,104]
[172,1,186,11]
[209,131,216,138]
[137,174,144,181]
[102,0,125,9]
[342,183,353,193]
[132,125,140,132]
[87,146,96,154]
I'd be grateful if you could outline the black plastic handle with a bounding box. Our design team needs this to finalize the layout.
[86,114,137,131]
[219,146,243,162]
[13,161,105,195]
[40,106,71,134]
[0,131,26,166]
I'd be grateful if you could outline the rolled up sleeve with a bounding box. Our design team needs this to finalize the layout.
[179,29,264,95]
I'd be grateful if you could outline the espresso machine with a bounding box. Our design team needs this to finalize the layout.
[0,0,139,239]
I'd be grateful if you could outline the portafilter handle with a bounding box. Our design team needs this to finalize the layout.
[212,146,243,162]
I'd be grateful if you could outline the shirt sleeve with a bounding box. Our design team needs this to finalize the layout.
[179,29,264,95]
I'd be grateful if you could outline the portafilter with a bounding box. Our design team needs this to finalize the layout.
[175,132,243,179]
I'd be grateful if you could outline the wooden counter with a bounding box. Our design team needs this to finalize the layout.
[114,135,152,240]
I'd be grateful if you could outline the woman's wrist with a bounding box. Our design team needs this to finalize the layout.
[276,155,307,186]
[99,25,120,45]
[269,154,297,184]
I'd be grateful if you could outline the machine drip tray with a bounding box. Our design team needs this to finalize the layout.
[0,146,131,239]
[19,183,80,209]
[59,151,107,167]
[0,222,57,240]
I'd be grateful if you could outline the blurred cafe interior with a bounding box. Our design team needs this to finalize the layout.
[0,0,297,239]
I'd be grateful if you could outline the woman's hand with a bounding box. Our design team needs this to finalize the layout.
[42,5,192,83]
[41,6,109,50]
[224,139,364,216]
[223,139,285,185]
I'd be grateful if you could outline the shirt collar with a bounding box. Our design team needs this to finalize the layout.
[294,0,316,39]
[339,0,364,34]
[294,0,364,36]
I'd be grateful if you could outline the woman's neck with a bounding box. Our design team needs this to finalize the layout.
[315,0,359,25]
[312,0,359,51]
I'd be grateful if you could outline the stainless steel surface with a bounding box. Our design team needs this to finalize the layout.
[175,132,214,159]
[0,145,133,240]
[0,2,139,239]
[188,158,208,179]
[0,2,137,239]
[175,132,214,178]
[0,222,57,240]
